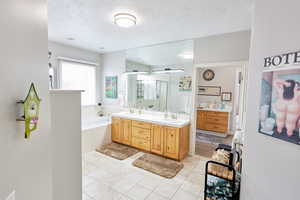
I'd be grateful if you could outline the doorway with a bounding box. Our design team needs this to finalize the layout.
[191,61,248,158]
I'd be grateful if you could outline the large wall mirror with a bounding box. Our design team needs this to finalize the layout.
[124,40,194,114]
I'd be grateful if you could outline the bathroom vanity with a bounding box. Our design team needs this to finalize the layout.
[196,108,230,134]
[111,112,190,160]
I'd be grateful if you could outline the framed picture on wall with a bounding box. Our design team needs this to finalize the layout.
[259,66,300,145]
[221,92,232,101]
[105,76,118,99]
[197,86,221,96]
[179,76,192,91]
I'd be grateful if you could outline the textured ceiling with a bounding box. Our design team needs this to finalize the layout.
[48,0,253,53]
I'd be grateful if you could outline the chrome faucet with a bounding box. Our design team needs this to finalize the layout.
[171,113,178,120]
[138,109,142,115]
[138,105,143,115]
[164,111,168,119]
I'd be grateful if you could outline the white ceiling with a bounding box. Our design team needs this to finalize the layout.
[48,0,253,53]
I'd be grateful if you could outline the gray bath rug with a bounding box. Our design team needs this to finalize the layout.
[132,153,184,178]
[96,143,139,160]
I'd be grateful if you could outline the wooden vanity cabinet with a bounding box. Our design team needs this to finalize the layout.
[111,117,190,160]
[197,110,206,130]
[164,125,190,160]
[112,117,121,143]
[196,110,229,133]
[131,120,151,151]
[120,119,132,145]
[164,127,179,159]
[151,124,164,155]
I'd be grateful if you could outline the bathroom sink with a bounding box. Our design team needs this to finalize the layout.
[162,118,180,123]
[112,112,190,128]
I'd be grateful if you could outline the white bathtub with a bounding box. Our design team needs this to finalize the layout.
[81,116,111,154]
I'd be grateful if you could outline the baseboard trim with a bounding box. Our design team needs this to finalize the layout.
[196,129,228,138]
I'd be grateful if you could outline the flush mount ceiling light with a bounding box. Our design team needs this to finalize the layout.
[114,13,137,28]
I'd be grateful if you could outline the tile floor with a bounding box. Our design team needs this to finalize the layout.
[82,151,209,200]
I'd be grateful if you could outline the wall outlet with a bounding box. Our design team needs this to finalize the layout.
[6,190,15,200]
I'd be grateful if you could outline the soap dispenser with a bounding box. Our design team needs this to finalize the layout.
[97,102,104,117]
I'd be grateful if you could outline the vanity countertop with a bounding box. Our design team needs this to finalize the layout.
[197,107,232,113]
[111,112,190,128]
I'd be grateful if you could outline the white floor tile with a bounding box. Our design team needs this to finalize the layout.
[111,178,138,193]
[154,180,181,199]
[186,171,205,185]
[145,193,169,200]
[171,189,199,200]
[85,182,111,200]
[101,173,125,186]
[88,169,110,181]
[180,180,203,196]
[127,184,152,200]
[83,151,204,200]
[117,194,133,200]
[84,151,102,163]
[95,187,121,200]
[138,175,163,190]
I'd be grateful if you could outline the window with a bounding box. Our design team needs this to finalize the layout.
[60,61,96,106]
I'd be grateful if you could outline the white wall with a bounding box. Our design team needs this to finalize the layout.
[241,0,300,199]
[0,0,51,199]
[101,51,126,112]
[50,90,82,200]
[48,41,102,102]
[196,67,237,104]
[194,30,251,64]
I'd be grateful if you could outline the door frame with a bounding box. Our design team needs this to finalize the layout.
[189,61,249,155]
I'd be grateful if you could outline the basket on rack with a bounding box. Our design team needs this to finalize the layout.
[204,147,241,200]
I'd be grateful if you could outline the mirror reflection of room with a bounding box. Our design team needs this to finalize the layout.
[124,40,194,114]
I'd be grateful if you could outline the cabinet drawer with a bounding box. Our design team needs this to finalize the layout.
[206,116,228,125]
[132,120,152,129]
[132,137,150,151]
[205,123,227,133]
[112,117,120,122]
[206,111,228,118]
[132,127,151,140]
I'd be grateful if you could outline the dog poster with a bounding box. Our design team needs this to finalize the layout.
[259,67,300,145]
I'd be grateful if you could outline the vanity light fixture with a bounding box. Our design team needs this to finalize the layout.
[124,70,148,75]
[152,68,184,74]
[179,53,194,59]
[114,13,137,28]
